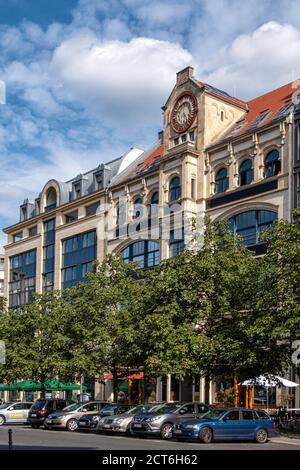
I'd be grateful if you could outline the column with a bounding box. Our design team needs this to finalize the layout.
[166,375,171,402]
[200,376,206,403]
[156,377,162,402]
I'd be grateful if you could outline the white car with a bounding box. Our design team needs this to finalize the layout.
[0,402,33,425]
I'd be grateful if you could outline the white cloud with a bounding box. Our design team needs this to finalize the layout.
[202,21,300,98]
[51,35,193,126]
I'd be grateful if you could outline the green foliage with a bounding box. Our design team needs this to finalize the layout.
[1,216,299,389]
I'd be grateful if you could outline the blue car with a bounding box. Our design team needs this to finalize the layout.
[172,408,278,443]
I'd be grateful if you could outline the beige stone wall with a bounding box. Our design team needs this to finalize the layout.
[3,76,294,305]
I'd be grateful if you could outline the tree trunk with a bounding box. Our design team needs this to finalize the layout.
[40,373,46,399]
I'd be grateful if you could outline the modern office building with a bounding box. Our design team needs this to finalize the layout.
[3,67,300,406]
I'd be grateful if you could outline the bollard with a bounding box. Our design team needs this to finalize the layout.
[8,428,13,450]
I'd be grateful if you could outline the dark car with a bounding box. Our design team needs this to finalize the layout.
[27,398,75,428]
[172,408,278,443]
[131,402,211,440]
[78,404,132,432]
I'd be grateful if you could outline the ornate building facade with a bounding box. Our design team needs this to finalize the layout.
[3,67,300,405]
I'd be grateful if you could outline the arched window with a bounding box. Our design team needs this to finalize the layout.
[45,188,57,212]
[229,210,277,246]
[133,197,143,220]
[239,159,253,186]
[151,191,159,205]
[149,191,159,221]
[116,203,127,237]
[121,240,160,269]
[169,176,181,202]
[264,149,280,178]
[215,167,229,193]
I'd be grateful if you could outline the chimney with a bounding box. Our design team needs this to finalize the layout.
[176,66,194,86]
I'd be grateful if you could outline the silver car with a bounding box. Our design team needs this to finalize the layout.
[45,401,107,432]
[0,402,33,425]
[97,404,164,434]
[131,402,211,439]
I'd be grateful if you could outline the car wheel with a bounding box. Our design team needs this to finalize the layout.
[199,427,213,443]
[66,418,78,432]
[160,423,173,440]
[0,415,5,426]
[255,428,268,444]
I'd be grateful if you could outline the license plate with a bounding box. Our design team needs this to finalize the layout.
[80,422,87,426]
[133,423,142,428]
[47,420,52,424]
[103,424,110,429]
[31,414,37,417]
[173,429,182,434]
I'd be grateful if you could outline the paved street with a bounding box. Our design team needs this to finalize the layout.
[0,426,299,450]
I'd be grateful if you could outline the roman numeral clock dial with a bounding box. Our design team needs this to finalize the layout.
[171,93,197,133]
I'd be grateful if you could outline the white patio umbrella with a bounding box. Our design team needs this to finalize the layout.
[240,375,299,409]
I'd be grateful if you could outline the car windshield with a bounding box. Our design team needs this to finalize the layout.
[199,409,227,420]
[62,403,81,412]
[151,404,182,414]
[101,405,118,412]
[123,405,151,415]
[0,403,12,409]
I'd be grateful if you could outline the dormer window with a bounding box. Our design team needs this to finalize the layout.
[45,188,57,212]
[94,171,103,191]
[74,183,81,199]
[21,207,27,221]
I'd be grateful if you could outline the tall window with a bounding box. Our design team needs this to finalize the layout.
[148,191,159,229]
[169,228,184,257]
[133,197,143,232]
[9,249,36,308]
[229,210,277,246]
[45,188,57,212]
[239,159,253,186]
[121,240,160,269]
[215,168,229,193]
[264,149,280,178]
[169,176,181,202]
[116,203,127,237]
[43,219,55,292]
[62,230,96,289]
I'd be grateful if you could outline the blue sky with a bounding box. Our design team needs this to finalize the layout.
[1,0,300,250]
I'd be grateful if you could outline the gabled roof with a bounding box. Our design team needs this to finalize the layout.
[211,81,297,147]
[197,80,248,110]
[112,143,164,186]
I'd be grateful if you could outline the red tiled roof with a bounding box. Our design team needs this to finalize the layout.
[118,143,164,183]
[214,81,299,145]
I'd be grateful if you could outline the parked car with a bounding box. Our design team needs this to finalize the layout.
[130,402,211,440]
[172,408,278,443]
[0,402,33,426]
[27,398,75,428]
[78,404,133,432]
[44,401,108,432]
[97,404,164,434]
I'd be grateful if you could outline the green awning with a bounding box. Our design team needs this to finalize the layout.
[15,380,87,392]
[15,380,41,391]
[0,383,19,391]
[1,380,87,392]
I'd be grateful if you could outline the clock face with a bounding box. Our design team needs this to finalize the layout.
[171,93,197,133]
